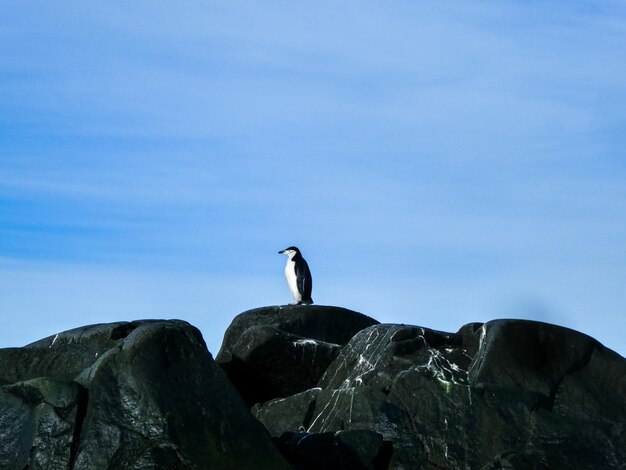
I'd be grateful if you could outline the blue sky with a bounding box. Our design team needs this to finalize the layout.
[1,1,625,356]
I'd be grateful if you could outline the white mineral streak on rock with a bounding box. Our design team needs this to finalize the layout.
[414,335,470,392]
[308,327,398,432]
[307,388,341,431]
[293,338,320,363]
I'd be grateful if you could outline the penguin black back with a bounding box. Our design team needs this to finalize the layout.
[278,246,313,305]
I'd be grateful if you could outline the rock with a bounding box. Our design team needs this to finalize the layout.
[221,327,341,405]
[0,320,288,470]
[273,430,390,470]
[2,308,624,469]
[253,387,322,437]
[0,378,80,469]
[217,305,379,405]
[217,306,379,356]
[468,320,599,404]
[335,430,392,469]
[255,319,626,469]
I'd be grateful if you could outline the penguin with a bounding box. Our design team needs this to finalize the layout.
[278,246,313,305]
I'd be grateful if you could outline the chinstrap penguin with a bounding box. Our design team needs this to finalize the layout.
[278,246,313,305]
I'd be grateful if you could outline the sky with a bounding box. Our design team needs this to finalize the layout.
[1,1,625,357]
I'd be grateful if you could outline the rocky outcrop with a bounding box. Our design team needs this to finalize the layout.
[1,307,624,469]
[0,320,288,469]
[216,305,379,405]
[248,317,626,469]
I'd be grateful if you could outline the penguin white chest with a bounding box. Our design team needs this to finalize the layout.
[285,259,301,302]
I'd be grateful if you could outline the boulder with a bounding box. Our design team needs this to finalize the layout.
[255,319,626,469]
[216,305,379,405]
[252,387,322,437]
[0,320,288,470]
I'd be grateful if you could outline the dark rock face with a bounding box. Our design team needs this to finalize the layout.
[0,320,288,470]
[216,305,379,405]
[250,318,626,469]
[1,308,624,469]
[252,388,322,437]
[273,430,391,470]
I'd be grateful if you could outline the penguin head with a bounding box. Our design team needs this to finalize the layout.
[278,246,300,258]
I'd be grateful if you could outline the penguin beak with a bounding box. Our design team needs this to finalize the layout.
[278,249,285,255]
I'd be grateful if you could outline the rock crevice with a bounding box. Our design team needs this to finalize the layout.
[68,384,88,470]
